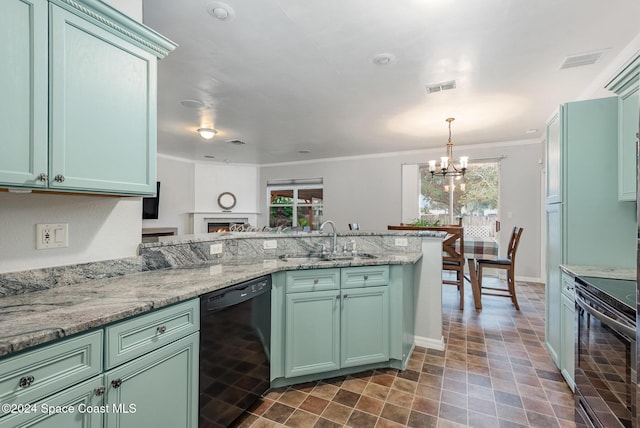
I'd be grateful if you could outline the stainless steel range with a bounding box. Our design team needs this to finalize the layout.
[575,275,637,428]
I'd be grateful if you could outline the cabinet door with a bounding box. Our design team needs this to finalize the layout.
[104,333,199,428]
[545,110,562,204]
[545,204,562,366]
[0,376,103,428]
[285,290,340,377]
[0,0,48,188]
[561,292,575,391]
[49,5,158,195]
[618,87,639,201]
[341,286,390,368]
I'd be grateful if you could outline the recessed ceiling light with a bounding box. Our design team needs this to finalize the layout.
[206,2,235,22]
[373,53,395,66]
[180,99,207,110]
[197,128,218,139]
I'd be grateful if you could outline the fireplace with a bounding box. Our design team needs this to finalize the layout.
[208,221,246,233]
[191,212,258,234]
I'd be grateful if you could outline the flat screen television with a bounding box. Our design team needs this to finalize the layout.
[142,182,160,219]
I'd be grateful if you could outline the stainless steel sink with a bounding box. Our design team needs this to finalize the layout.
[278,253,377,263]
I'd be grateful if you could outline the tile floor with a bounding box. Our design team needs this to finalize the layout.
[232,277,576,428]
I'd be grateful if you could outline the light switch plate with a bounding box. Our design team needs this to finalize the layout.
[210,243,223,255]
[36,224,68,249]
[394,237,408,247]
[263,240,277,249]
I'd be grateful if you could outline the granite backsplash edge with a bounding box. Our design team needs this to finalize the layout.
[0,232,437,296]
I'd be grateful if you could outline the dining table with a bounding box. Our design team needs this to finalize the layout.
[457,236,499,310]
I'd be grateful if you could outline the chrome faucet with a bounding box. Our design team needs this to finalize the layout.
[319,220,338,254]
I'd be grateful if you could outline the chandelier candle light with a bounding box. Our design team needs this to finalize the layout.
[428,117,468,178]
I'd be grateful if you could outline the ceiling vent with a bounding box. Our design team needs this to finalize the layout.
[560,50,606,69]
[425,80,456,94]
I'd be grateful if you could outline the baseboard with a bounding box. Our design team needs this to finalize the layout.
[483,272,542,284]
[414,335,445,351]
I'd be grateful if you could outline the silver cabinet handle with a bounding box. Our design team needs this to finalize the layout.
[313,278,319,285]
[53,174,65,183]
[363,275,369,281]
[36,173,48,182]
[111,379,122,389]
[94,386,106,396]
[157,326,167,334]
[18,375,34,388]
[343,294,348,298]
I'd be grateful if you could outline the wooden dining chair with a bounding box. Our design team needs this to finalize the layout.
[477,226,523,310]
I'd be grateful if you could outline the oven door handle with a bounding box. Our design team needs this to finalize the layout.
[576,295,636,339]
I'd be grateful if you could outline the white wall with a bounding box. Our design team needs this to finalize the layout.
[193,163,259,215]
[142,155,195,234]
[0,192,141,273]
[259,140,544,280]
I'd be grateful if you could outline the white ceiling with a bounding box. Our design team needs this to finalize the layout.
[142,0,640,165]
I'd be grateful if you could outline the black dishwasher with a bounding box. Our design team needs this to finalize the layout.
[199,275,272,428]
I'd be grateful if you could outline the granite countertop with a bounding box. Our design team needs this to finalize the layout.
[0,253,421,358]
[560,264,637,281]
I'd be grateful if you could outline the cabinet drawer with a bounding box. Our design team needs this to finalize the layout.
[0,330,102,408]
[105,299,199,369]
[285,269,340,293]
[341,266,389,289]
[561,272,575,300]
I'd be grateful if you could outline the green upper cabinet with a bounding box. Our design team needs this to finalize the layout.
[606,54,640,202]
[0,0,48,188]
[0,0,176,195]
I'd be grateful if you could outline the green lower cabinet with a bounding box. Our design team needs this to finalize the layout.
[273,265,411,387]
[103,332,199,428]
[285,290,341,377]
[340,286,389,368]
[0,376,104,428]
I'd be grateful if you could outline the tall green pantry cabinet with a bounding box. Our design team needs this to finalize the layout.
[0,0,176,195]
[544,97,637,388]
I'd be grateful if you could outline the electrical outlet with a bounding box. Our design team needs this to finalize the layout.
[36,224,68,249]
[394,237,408,247]
[263,240,277,249]
[210,243,223,255]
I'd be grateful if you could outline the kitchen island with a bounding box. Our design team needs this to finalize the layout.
[0,231,445,427]
[0,230,445,357]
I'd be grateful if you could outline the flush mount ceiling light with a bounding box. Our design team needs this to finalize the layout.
[428,118,468,178]
[206,2,236,22]
[180,99,207,110]
[372,53,395,66]
[197,128,218,139]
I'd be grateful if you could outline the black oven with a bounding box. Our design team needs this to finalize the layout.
[575,276,637,428]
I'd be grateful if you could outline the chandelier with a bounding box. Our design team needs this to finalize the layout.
[428,117,468,177]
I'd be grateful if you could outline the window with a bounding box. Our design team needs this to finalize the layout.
[419,161,499,236]
[267,179,323,230]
